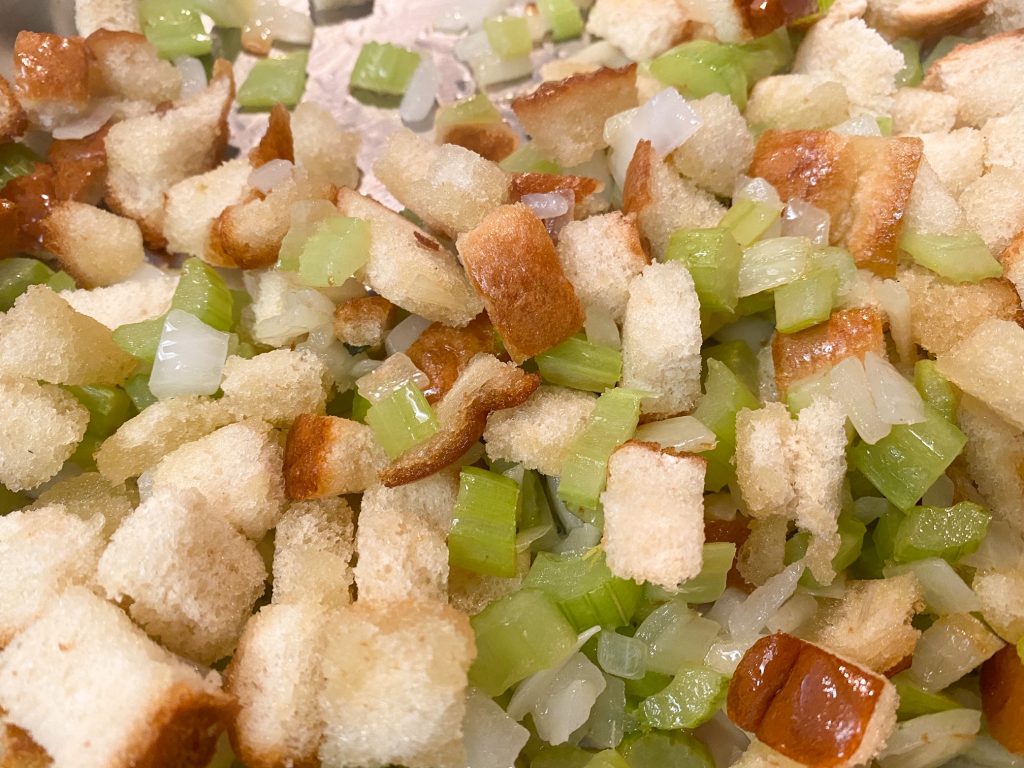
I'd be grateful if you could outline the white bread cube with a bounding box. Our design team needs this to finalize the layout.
[292,102,360,190]
[0,505,105,647]
[621,261,702,417]
[0,285,136,385]
[98,491,267,664]
[738,515,790,587]
[585,0,692,62]
[735,402,797,519]
[973,568,1024,643]
[958,395,1024,539]
[333,295,393,348]
[601,441,706,589]
[915,128,984,197]
[273,498,355,608]
[731,741,807,768]
[75,0,141,36]
[28,471,133,538]
[982,108,1024,172]
[146,420,287,540]
[960,166,1024,254]
[86,29,181,105]
[449,550,531,617]
[0,379,88,492]
[95,396,232,484]
[220,349,331,428]
[745,75,851,132]
[904,157,967,236]
[0,587,231,768]
[483,385,598,476]
[892,88,959,135]
[0,76,26,143]
[41,201,144,288]
[284,414,386,499]
[671,93,754,197]
[865,0,987,39]
[336,187,484,327]
[318,600,475,768]
[163,158,252,259]
[976,0,1024,34]
[60,270,178,330]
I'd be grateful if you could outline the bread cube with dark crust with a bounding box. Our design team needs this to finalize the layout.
[865,0,987,40]
[0,77,27,143]
[981,644,1024,755]
[406,315,499,403]
[284,414,385,499]
[12,32,92,130]
[333,296,396,349]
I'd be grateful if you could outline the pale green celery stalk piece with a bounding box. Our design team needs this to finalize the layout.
[364,381,439,458]
[448,467,519,578]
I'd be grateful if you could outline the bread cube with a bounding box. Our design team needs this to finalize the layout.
[292,101,360,190]
[12,32,90,130]
[671,93,754,197]
[28,472,132,539]
[892,87,959,134]
[904,157,966,236]
[974,568,1024,643]
[982,108,1024,172]
[60,270,178,330]
[333,295,395,348]
[976,0,1024,34]
[220,349,331,428]
[74,0,142,36]
[958,395,1024,539]
[915,128,984,197]
[449,550,531,617]
[0,76,26,143]
[272,498,355,608]
[284,414,385,500]
[738,515,789,587]
[585,0,692,62]
[746,75,850,132]
[960,166,1024,255]
[865,0,987,39]
[42,201,144,288]
[163,158,252,259]
[735,402,797,520]
[85,29,181,105]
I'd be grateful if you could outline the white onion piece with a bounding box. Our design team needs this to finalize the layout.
[584,305,621,349]
[704,638,758,676]
[765,591,818,634]
[737,237,812,297]
[584,674,626,749]
[400,57,440,124]
[247,0,313,45]
[834,115,883,136]
[385,313,432,356]
[174,56,207,99]
[436,0,511,32]
[243,271,336,348]
[521,192,572,220]
[248,159,294,193]
[877,278,914,363]
[470,52,533,88]
[51,100,118,140]
[127,263,171,283]
[734,176,783,208]
[453,30,491,62]
[463,688,530,768]
[149,310,229,399]
[865,352,926,425]
[705,586,747,627]
[908,614,1003,692]
[355,352,429,404]
[829,356,891,444]
[782,199,830,245]
[878,710,981,768]
[728,561,805,640]
[531,653,606,745]
[349,358,382,379]
[296,323,357,389]
[713,316,775,352]
[634,416,717,453]
[554,522,601,554]
[884,559,981,615]
[949,734,1024,768]
[922,474,954,507]
[597,630,647,680]
[508,627,601,720]
[961,521,1024,571]
[636,601,719,675]
[546,476,584,531]
[526,10,549,42]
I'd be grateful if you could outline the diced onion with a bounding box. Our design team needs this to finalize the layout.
[521,192,572,220]
[634,416,717,453]
[148,309,229,400]
[876,278,914,363]
[949,735,1024,768]
[961,520,1024,571]
[728,561,805,640]
[584,674,626,749]
[554,522,601,554]
[782,199,830,245]
[349,358,381,379]
[463,687,531,768]
[530,653,606,745]
[584,305,621,350]
[704,638,757,676]
[469,51,533,87]
[508,627,602,724]
[400,57,440,124]
[636,602,719,675]
[734,176,783,208]
[247,0,314,46]
[737,236,811,297]
[436,0,512,32]
[243,271,336,348]
[597,631,647,680]
[296,324,357,390]
[864,352,926,426]
[51,100,118,140]
[765,591,818,634]
[355,352,430,404]
[705,586,747,627]
[174,56,208,99]
[385,313,432,356]
[878,710,981,768]
[833,115,883,136]
[884,559,981,616]
[248,159,295,193]
[829,356,891,444]
[908,615,1002,692]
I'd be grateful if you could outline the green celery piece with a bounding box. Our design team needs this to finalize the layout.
[469,589,578,696]
[0,143,41,192]
[621,732,715,768]
[733,27,793,83]
[665,227,742,313]
[774,267,838,333]
[871,506,906,564]
[893,501,990,564]
[876,116,893,136]
[112,315,167,365]
[67,385,133,439]
[900,231,1003,283]
[675,542,736,604]
[650,41,749,110]
[535,335,622,393]
[537,0,584,40]
[785,372,830,416]
[297,216,371,288]
[124,373,157,411]
[914,360,958,423]
[449,467,520,578]
[524,551,642,631]
[624,668,673,698]
[70,432,103,470]
[850,404,967,511]
[499,143,561,174]
[786,514,867,588]
[484,16,532,60]
[350,392,371,423]
[891,672,959,719]
[893,38,923,87]
[139,0,212,59]
[585,751,631,768]
[193,0,251,27]
[46,271,75,292]
[532,745,594,768]
[719,199,780,247]
[350,42,421,96]
[238,51,309,109]
[230,289,251,333]
[812,246,858,299]
[0,258,54,311]
[364,381,439,459]
[703,340,759,395]
[435,94,502,133]
[518,469,560,552]
[850,533,885,580]
[0,485,28,515]
[693,359,759,491]
[172,258,234,332]
[557,388,644,513]
[640,663,729,730]
[735,290,775,317]
[922,36,974,73]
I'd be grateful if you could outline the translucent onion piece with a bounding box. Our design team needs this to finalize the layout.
[243,271,336,348]
[385,313,432,357]
[584,305,621,350]
[877,279,914,363]
[961,521,1024,571]
[355,352,430,404]
[782,199,830,245]
[765,591,818,634]
[469,51,533,88]
[248,158,294,193]
[51,100,118,140]
[521,192,572,220]
[296,324,357,391]
[834,115,884,136]
[530,653,606,745]
[733,176,783,208]
[878,710,981,768]
[908,614,1003,692]
[704,638,758,676]
[463,687,531,768]
[597,630,647,680]
[636,602,720,675]
[728,561,805,640]
[174,55,208,99]
[737,236,812,297]
[705,586,747,627]
[554,522,601,554]
[349,357,381,379]
[246,0,313,47]
[884,559,981,616]
[508,627,601,720]
[436,0,512,32]
[634,416,717,453]
[584,674,626,749]
[830,356,892,444]
[149,309,229,399]
[400,57,440,124]
[865,352,926,426]
[948,734,1024,768]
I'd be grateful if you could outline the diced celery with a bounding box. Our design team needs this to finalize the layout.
[525,551,642,630]
[892,672,959,719]
[734,28,793,83]
[139,0,212,59]
[0,485,28,515]
[538,0,585,40]
[172,258,234,332]
[893,38,923,87]
[624,669,673,699]
[850,404,967,511]
[735,290,775,317]
[665,228,742,313]
[723,200,784,248]
[876,116,893,136]
[0,143,41,192]
[469,589,578,696]
[364,381,439,458]
[70,432,103,470]
[621,732,714,768]
[774,267,838,333]
[914,360,958,423]
[112,315,168,365]
[532,745,593,768]
[598,630,647,680]
[499,143,561,175]
[650,41,749,110]
[901,231,1003,283]
[635,600,719,675]
[484,16,532,60]
[350,42,421,96]
[785,371,831,416]
[193,0,251,28]
[871,506,905,564]
[124,374,157,411]
[703,342,757,396]
[350,392,371,423]
[675,542,736,604]
[922,36,974,73]
[449,467,520,578]
[786,514,867,587]
[535,336,622,393]
[46,271,75,292]
[893,502,990,564]
[585,750,630,768]
[237,51,309,109]
[640,663,729,730]
[297,217,371,288]
[0,257,54,311]
[738,237,811,296]
[435,94,502,133]
[693,359,759,491]
[67,385,133,439]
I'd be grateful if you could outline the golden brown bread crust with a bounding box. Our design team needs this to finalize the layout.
[1002,229,1024,274]
[865,0,987,39]
[457,204,584,362]
[622,139,656,219]
[0,77,27,143]
[0,163,57,257]
[406,315,499,403]
[12,32,93,114]
[283,414,335,500]
[981,644,1024,755]
[332,296,396,348]
[508,172,602,207]
[0,722,51,768]
[250,104,294,168]
[47,123,110,205]
[129,683,234,768]
[438,123,518,163]
[922,28,1024,90]
[0,201,18,261]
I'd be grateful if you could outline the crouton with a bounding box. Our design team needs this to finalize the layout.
[85,30,181,105]
[95,396,232,484]
[865,0,987,39]
[333,296,395,348]
[982,108,1024,172]
[730,741,805,768]
[904,157,967,236]
[373,128,509,237]
[28,471,132,538]
[0,721,50,768]
[435,104,518,163]
[291,102,360,190]
[511,65,638,167]
[284,414,385,499]
[937,319,1024,431]
[0,77,26,143]
[380,355,540,487]
[585,0,693,62]
[75,0,142,36]
[336,188,484,327]
[355,472,458,604]
[738,515,789,587]
[975,0,1024,34]
[406,315,499,403]
[974,568,1024,643]
[960,166,1024,255]
[0,285,136,386]
[622,140,726,259]
[249,104,293,168]
[60,270,178,329]
[449,550,531,616]
[272,498,355,608]
[97,490,267,664]
[220,349,331,428]
[507,172,602,209]
[226,602,330,768]
[1003,229,1024,303]
[12,32,91,130]
[104,61,234,246]
[163,159,252,259]
[914,128,984,197]
[897,265,1020,356]
[484,386,598,476]
[41,202,143,288]
[670,93,754,197]
[318,600,474,768]
[47,123,111,205]
[1,162,58,257]
[892,87,959,134]
[958,395,1024,538]
[745,75,851,132]
[621,261,702,417]
[0,587,231,768]
[0,380,88,492]
[601,442,706,589]
[735,403,797,520]
[555,211,647,323]
[0,504,105,647]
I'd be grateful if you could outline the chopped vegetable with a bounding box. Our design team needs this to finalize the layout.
[537,0,584,41]
[900,231,1003,283]
[0,257,53,311]
[913,360,958,423]
[524,551,642,631]
[0,143,40,192]
[350,42,421,96]
[665,228,742,314]
[237,51,310,109]
[449,467,519,578]
[893,38,923,87]
[296,217,371,288]
[171,258,234,333]
[675,542,736,604]
[535,336,623,393]
[148,309,230,400]
[693,359,759,490]
[773,266,838,333]
[650,41,748,110]
[640,663,729,730]
[139,0,212,59]
[483,16,532,59]
[892,502,990,564]
[364,380,439,458]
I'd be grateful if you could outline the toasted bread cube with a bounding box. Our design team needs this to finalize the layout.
[865,0,987,39]
[960,166,1024,255]
[892,87,959,134]
[226,602,330,768]
[0,505,105,647]
[12,32,91,130]
[75,0,141,36]
[292,101,360,190]
[163,158,252,259]
[904,157,967,236]
[586,0,692,62]
[373,128,509,237]
[406,317,500,404]
[436,116,518,164]
[41,202,144,288]
[146,420,287,540]
[601,442,705,589]
[483,385,597,476]
[449,550,531,617]
[976,0,1024,33]
[97,491,267,664]
[0,379,88,492]
[736,402,797,520]
[1003,229,1024,303]
[333,295,394,347]
[104,61,234,245]
[85,29,181,105]
[220,349,331,428]
[512,65,638,167]
[730,741,806,768]
[336,188,484,327]
[555,211,647,323]
[915,128,984,197]
[0,285,136,385]
[958,395,1024,538]
[671,93,754,198]
[273,498,355,608]
[922,30,1024,127]
[0,77,27,143]
[974,568,1024,643]
[284,414,385,500]
[318,600,475,768]
[0,720,50,768]
[745,75,850,132]
[982,108,1024,172]
[28,472,132,538]
[60,270,178,329]
[622,261,702,417]
[738,515,789,587]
